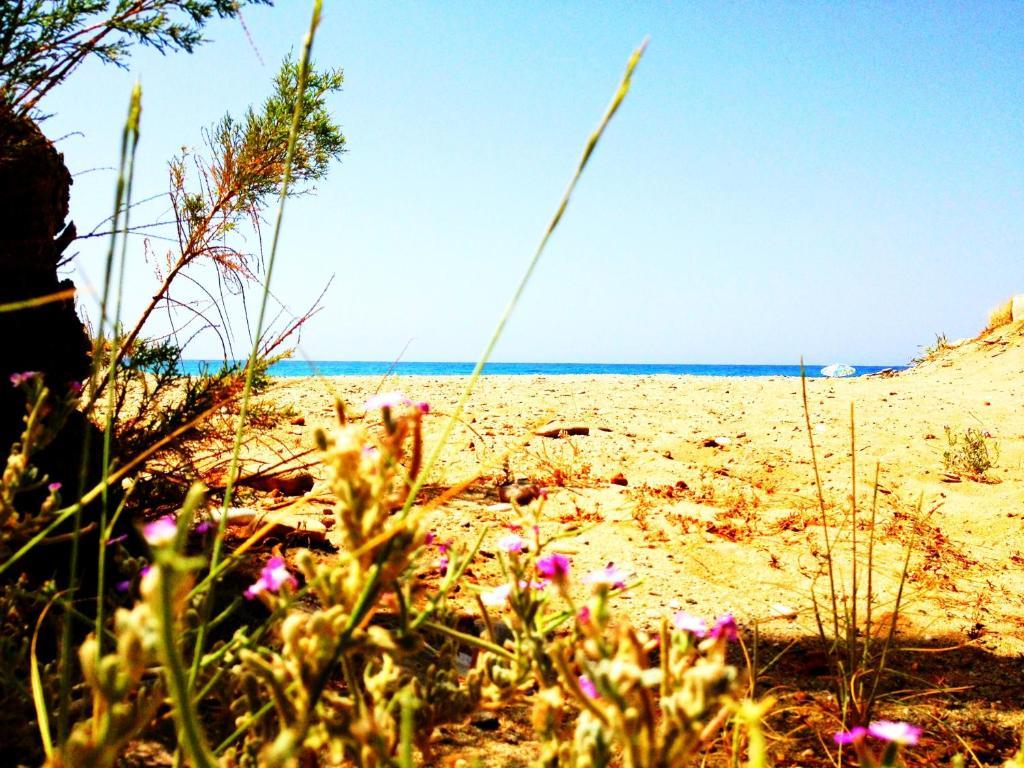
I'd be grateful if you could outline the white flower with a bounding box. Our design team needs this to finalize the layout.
[480,583,513,607]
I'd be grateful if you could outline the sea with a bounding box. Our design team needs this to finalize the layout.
[178,361,904,378]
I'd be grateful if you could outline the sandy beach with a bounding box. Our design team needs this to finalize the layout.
[250,322,1024,666]
[141,318,1017,765]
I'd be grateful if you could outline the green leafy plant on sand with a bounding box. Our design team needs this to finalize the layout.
[943,426,999,481]
[69,45,341,762]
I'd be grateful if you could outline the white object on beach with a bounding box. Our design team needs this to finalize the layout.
[820,363,855,378]
[771,603,798,620]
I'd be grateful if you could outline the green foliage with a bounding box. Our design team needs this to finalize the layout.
[107,55,342,373]
[110,337,286,474]
[0,0,272,113]
[214,55,346,208]
[123,334,182,379]
[194,55,345,217]
[943,426,999,480]
[110,336,218,456]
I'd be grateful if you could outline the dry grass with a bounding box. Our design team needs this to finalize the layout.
[987,296,1016,331]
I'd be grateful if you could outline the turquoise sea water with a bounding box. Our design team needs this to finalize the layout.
[178,360,904,378]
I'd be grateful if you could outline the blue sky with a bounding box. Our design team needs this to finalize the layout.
[45,2,1023,365]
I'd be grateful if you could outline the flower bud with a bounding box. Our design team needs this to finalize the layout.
[78,637,98,688]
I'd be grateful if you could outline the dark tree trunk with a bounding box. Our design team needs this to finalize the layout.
[0,104,91,444]
[0,106,116,586]
[0,105,103,765]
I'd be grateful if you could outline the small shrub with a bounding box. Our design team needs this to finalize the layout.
[943,426,999,480]
[801,372,919,734]
[987,298,1014,331]
[525,434,593,489]
[911,333,952,365]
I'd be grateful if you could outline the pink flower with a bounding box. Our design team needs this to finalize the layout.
[68,380,83,395]
[536,553,570,582]
[578,674,600,699]
[438,556,449,576]
[364,391,411,411]
[868,721,922,746]
[577,606,592,625]
[710,613,738,641]
[47,482,61,493]
[833,727,868,745]
[142,516,177,546]
[415,401,430,414]
[244,557,297,599]
[425,531,436,546]
[498,534,526,554]
[672,611,708,638]
[9,371,38,387]
[583,563,628,590]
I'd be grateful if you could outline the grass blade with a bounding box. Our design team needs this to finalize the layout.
[31,593,65,759]
[96,80,142,659]
[800,361,840,643]
[0,288,76,313]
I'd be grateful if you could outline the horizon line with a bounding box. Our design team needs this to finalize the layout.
[180,358,908,367]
